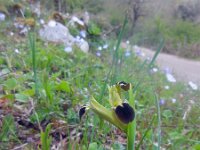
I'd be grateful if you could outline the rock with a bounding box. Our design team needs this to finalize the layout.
[76,39,89,53]
[39,20,89,53]
[39,20,75,46]
[68,16,85,30]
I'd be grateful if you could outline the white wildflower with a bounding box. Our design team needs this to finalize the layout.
[40,19,45,25]
[188,81,198,90]
[152,67,158,72]
[15,49,20,54]
[171,98,176,103]
[96,51,101,57]
[64,46,72,53]
[0,13,6,21]
[10,32,14,36]
[164,85,170,90]
[98,46,102,51]
[166,73,176,83]
[76,36,81,41]
[103,44,108,49]
[125,51,131,57]
[80,30,86,38]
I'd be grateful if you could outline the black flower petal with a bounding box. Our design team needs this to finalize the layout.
[117,81,130,91]
[79,106,86,120]
[115,103,135,124]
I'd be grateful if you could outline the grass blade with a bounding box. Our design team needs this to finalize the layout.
[155,93,161,150]
[127,84,136,150]
[148,39,164,69]
[136,115,155,150]
[28,32,38,96]
[111,14,128,84]
[133,39,164,93]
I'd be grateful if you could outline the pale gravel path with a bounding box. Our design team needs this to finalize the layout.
[122,43,200,84]
[136,47,200,84]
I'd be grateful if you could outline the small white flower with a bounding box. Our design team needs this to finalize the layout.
[146,57,151,61]
[76,36,81,41]
[141,52,145,57]
[188,81,198,90]
[166,73,176,83]
[171,98,176,103]
[80,30,86,38]
[96,51,101,57]
[10,32,14,36]
[103,44,108,49]
[133,45,139,50]
[98,46,102,51]
[40,19,45,25]
[0,13,6,21]
[152,67,158,72]
[15,49,20,54]
[64,46,72,53]
[125,51,131,57]
[164,85,170,90]
[126,40,130,44]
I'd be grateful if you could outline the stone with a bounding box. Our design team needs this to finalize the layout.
[39,20,89,53]
[74,38,89,53]
[39,20,75,46]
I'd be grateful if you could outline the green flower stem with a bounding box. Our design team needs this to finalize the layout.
[90,97,127,132]
[127,84,136,150]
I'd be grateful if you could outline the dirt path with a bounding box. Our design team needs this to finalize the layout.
[122,43,200,84]
[134,46,200,84]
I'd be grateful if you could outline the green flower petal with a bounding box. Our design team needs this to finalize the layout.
[90,97,127,132]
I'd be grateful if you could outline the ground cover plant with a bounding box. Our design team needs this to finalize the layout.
[0,1,200,150]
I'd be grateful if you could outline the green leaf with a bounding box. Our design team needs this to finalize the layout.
[41,124,52,150]
[162,109,173,119]
[0,68,10,75]
[88,22,101,35]
[0,115,15,141]
[88,142,98,150]
[22,89,35,97]
[15,93,30,102]
[56,81,71,93]
[193,144,200,150]
[4,78,18,90]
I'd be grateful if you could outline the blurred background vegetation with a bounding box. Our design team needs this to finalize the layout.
[1,0,200,58]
